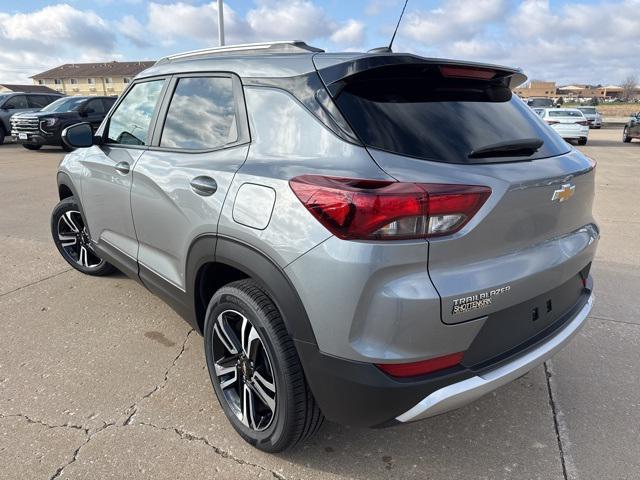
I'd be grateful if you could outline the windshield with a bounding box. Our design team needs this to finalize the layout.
[40,97,85,113]
[333,66,570,164]
[578,107,596,114]
[549,110,583,117]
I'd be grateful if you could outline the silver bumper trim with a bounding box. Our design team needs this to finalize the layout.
[396,293,594,423]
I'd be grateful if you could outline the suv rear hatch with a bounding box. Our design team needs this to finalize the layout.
[315,54,598,334]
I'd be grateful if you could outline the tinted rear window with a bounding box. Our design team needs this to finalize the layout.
[333,67,570,164]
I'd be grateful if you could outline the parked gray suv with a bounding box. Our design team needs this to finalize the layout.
[0,92,63,144]
[52,41,598,452]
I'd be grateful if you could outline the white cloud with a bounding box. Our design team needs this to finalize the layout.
[402,0,507,43]
[246,0,334,40]
[145,1,252,45]
[0,4,117,83]
[397,0,640,84]
[330,19,365,47]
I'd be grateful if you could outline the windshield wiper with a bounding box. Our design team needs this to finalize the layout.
[468,138,544,159]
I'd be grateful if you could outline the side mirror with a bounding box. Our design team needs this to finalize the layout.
[62,122,95,149]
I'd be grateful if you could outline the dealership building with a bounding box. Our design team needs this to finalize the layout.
[30,61,154,96]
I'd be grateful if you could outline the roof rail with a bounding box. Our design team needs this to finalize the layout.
[156,41,324,64]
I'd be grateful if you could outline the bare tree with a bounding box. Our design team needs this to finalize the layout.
[621,74,638,102]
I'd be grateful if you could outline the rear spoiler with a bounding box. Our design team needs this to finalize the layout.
[313,53,528,96]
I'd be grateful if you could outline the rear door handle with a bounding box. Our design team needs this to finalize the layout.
[190,176,218,196]
[114,162,130,174]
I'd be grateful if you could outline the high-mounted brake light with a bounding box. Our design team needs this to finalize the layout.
[376,352,465,377]
[439,65,496,80]
[289,175,491,241]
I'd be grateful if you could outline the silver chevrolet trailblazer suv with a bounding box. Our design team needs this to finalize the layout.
[52,41,598,452]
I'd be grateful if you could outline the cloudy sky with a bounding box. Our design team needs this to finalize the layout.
[1,0,638,85]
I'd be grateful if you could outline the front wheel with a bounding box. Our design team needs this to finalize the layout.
[623,127,631,143]
[22,144,42,150]
[0,128,5,145]
[578,137,587,145]
[204,280,323,452]
[51,197,115,276]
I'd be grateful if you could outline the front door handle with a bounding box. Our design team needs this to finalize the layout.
[114,162,130,174]
[190,176,218,196]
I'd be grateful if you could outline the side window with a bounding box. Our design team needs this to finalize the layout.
[106,80,164,146]
[85,99,106,114]
[28,95,50,108]
[4,95,28,109]
[160,76,237,150]
[102,98,116,111]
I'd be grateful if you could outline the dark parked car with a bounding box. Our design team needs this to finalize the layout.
[623,112,640,143]
[0,92,63,144]
[10,96,116,151]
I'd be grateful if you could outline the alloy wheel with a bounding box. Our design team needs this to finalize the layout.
[57,210,104,269]
[212,309,277,431]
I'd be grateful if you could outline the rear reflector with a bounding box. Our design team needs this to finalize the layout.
[439,65,496,80]
[376,352,465,377]
[289,176,490,240]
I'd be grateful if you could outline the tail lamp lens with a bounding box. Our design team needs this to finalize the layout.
[546,120,560,125]
[576,120,589,126]
[376,352,465,377]
[289,175,491,240]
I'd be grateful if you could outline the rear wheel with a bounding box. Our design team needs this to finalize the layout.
[578,137,587,145]
[0,127,5,145]
[204,280,323,452]
[51,197,115,276]
[623,127,631,143]
[22,144,42,150]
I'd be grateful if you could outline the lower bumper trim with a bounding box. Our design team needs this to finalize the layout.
[395,292,593,423]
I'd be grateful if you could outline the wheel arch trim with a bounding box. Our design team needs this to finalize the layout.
[187,234,318,345]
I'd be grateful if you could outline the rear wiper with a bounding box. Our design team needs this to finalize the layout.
[468,138,544,159]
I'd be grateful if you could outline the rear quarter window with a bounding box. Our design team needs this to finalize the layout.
[333,68,570,164]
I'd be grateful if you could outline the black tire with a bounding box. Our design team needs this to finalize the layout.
[62,142,74,152]
[0,127,5,145]
[22,144,42,150]
[204,279,323,452]
[578,137,587,145]
[623,127,631,143]
[51,197,115,276]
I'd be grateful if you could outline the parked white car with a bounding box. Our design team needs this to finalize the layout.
[577,106,603,129]
[540,108,589,145]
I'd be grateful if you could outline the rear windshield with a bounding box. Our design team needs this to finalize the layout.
[549,110,583,117]
[332,66,570,164]
[578,107,596,114]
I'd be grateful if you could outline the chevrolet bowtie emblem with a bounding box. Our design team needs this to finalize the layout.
[552,183,575,202]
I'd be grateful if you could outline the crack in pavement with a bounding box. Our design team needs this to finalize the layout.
[136,421,287,480]
[589,314,640,328]
[49,422,116,480]
[0,268,72,298]
[121,328,195,426]
[0,412,88,434]
[544,361,576,480]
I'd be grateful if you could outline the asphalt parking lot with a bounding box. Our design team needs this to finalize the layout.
[1,128,638,480]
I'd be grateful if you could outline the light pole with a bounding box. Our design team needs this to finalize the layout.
[217,0,225,46]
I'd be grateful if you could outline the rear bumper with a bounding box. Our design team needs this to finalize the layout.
[396,291,593,422]
[297,282,593,428]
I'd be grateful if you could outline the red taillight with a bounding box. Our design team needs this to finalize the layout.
[376,352,465,377]
[439,65,496,80]
[576,120,589,126]
[546,120,560,125]
[289,175,491,240]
